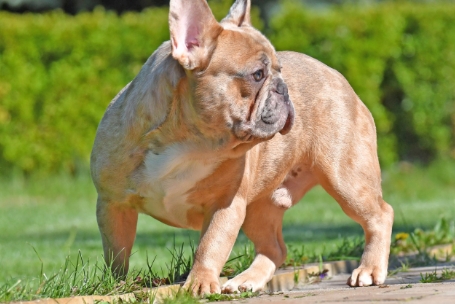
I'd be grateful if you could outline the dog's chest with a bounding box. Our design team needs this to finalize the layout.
[135,143,219,228]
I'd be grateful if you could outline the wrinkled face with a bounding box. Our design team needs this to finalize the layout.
[193,25,295,144]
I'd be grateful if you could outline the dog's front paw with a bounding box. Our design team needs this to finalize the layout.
[183,271,221,296]
[347,265,387,287]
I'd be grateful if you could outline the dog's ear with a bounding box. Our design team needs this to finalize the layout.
[221,0,251,27]
[169,0,222,70]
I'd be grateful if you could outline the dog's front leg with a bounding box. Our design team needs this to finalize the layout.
[184,196,247,295]
[96,197,138,278]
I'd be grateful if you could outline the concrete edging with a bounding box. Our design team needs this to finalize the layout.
[11,293,136,304]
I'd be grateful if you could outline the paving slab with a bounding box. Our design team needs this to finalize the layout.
[240,282,455,304]
[214,265,455,303]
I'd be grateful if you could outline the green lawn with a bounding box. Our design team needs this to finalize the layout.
[1,159,454,289]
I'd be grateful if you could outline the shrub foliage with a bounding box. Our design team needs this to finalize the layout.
[0,1,453,174]
[269,2,455,165]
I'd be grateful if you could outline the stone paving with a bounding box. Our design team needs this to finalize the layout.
[219,265,455,303]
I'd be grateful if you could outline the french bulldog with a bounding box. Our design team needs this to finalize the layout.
[90,0,394,295]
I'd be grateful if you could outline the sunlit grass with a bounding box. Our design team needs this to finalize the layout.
[0,159,454,300]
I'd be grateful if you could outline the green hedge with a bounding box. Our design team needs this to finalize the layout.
[0,1,453,174]
[0,8,169,174]
[269,1,455,165]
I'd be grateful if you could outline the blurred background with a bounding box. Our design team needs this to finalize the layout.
[0,0,454,174]
[0,0,454,298]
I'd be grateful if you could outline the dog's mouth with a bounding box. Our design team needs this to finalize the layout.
[278,100,295,135]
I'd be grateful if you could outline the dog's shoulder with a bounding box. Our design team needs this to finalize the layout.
[91,41,185,193]
[96,41,185,135]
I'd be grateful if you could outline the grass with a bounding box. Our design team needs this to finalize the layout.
[390,217,455,256]
[221,243,255,277]
[205,291,259,302]
[147,288,260,304]
[0,159,455,301]
[388,216,455,270]
[0,242,195,302]
[160,289,200,304]
[0,173,200,284]
[420,268,455,283]
[284,237,365,268]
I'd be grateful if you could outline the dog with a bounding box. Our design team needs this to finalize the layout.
[90,0,394,295]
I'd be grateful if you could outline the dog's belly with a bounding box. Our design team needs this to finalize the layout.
[135,145,220,229]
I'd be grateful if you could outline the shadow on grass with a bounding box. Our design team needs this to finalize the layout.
[283,223,423,242]
[5,222,424,250]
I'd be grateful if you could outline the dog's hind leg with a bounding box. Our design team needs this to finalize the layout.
[315,155,394,287]
[221,199,287,293]
[96,197,138,278]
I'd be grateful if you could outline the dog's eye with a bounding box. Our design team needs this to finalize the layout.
[252,69,264,82]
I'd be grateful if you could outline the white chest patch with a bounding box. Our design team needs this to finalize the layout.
[136,143,219,226]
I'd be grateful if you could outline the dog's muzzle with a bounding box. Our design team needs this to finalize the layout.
[257,78,294,136]
[232,78,295,141]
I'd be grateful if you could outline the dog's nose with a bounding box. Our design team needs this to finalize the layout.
[276,82,287,95]
[273,78,289,98]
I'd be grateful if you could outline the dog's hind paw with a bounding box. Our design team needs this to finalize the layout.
[221,276,265,294]
[347,266,386,287]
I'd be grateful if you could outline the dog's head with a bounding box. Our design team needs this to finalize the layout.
[169,0,294,147]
